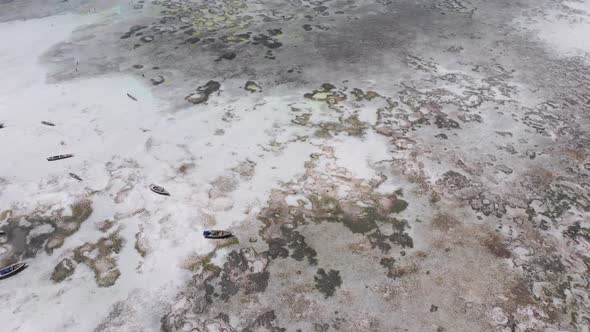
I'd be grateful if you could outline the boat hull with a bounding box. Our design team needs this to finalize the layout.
[47,154,73,161]
[149,185,170,196]
[0,263,26,279]
[203,230,232,239]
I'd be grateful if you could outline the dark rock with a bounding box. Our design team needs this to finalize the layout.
[314,268,342,298]
[435,115,460,129]
[185,81,221,104]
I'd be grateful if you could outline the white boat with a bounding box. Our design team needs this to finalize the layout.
[149,184,170,196]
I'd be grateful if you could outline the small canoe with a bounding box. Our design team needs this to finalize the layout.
[149,184,170,196]
[203,230,233,239]
[69,173,82,181]
[127,93,138,101]
[0,262,26,279]
[47,154,73,161]
[41,121,55,126]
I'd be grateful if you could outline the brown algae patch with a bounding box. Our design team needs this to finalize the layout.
[72,231,125,287]
[0,200,93,265]
[178,162,196,175]
[134,229,150,258]
[351,88,381,101]
[98,219,115,232]
[51,257,76,283]
[304,191,409,235]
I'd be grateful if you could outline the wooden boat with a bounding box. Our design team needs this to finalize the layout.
[203,230,233,239]
[0,262,26,279]
[127,93,138,101]
[47,154,73,161]
[149,184,170,196]
[69,173,82,181]
[41,121,55,126]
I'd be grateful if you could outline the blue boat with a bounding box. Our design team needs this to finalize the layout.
[0,262,25,279]
[203,230,232,239]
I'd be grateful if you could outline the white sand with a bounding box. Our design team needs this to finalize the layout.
[0,12,316,331]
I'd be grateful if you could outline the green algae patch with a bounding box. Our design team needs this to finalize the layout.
[292,113,311,126]
[0,209,12,221]
[304,83,347,105]
[182,252,219,272]
[182,236,240,274]
[156,0,251,35]
[197,253,222,273]
[244,81,261,93]
[314,122,340,138]
[216,236,240,249]
[308,195,407,234]
[342,114,369,137]
[308,195,345,223]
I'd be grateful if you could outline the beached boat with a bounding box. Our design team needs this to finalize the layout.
[203,230,233,239]
[0,262,26,279]
[69,173,82,181]
[47,154,73,161]
[149,184,170,196]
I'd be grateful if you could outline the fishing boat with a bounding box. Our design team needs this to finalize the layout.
[0,262,26,279]
[203,230,233,239]
[69,173,82,181]
[149,184,170,196]
[47,154,73,161]
[41,121,55,126]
